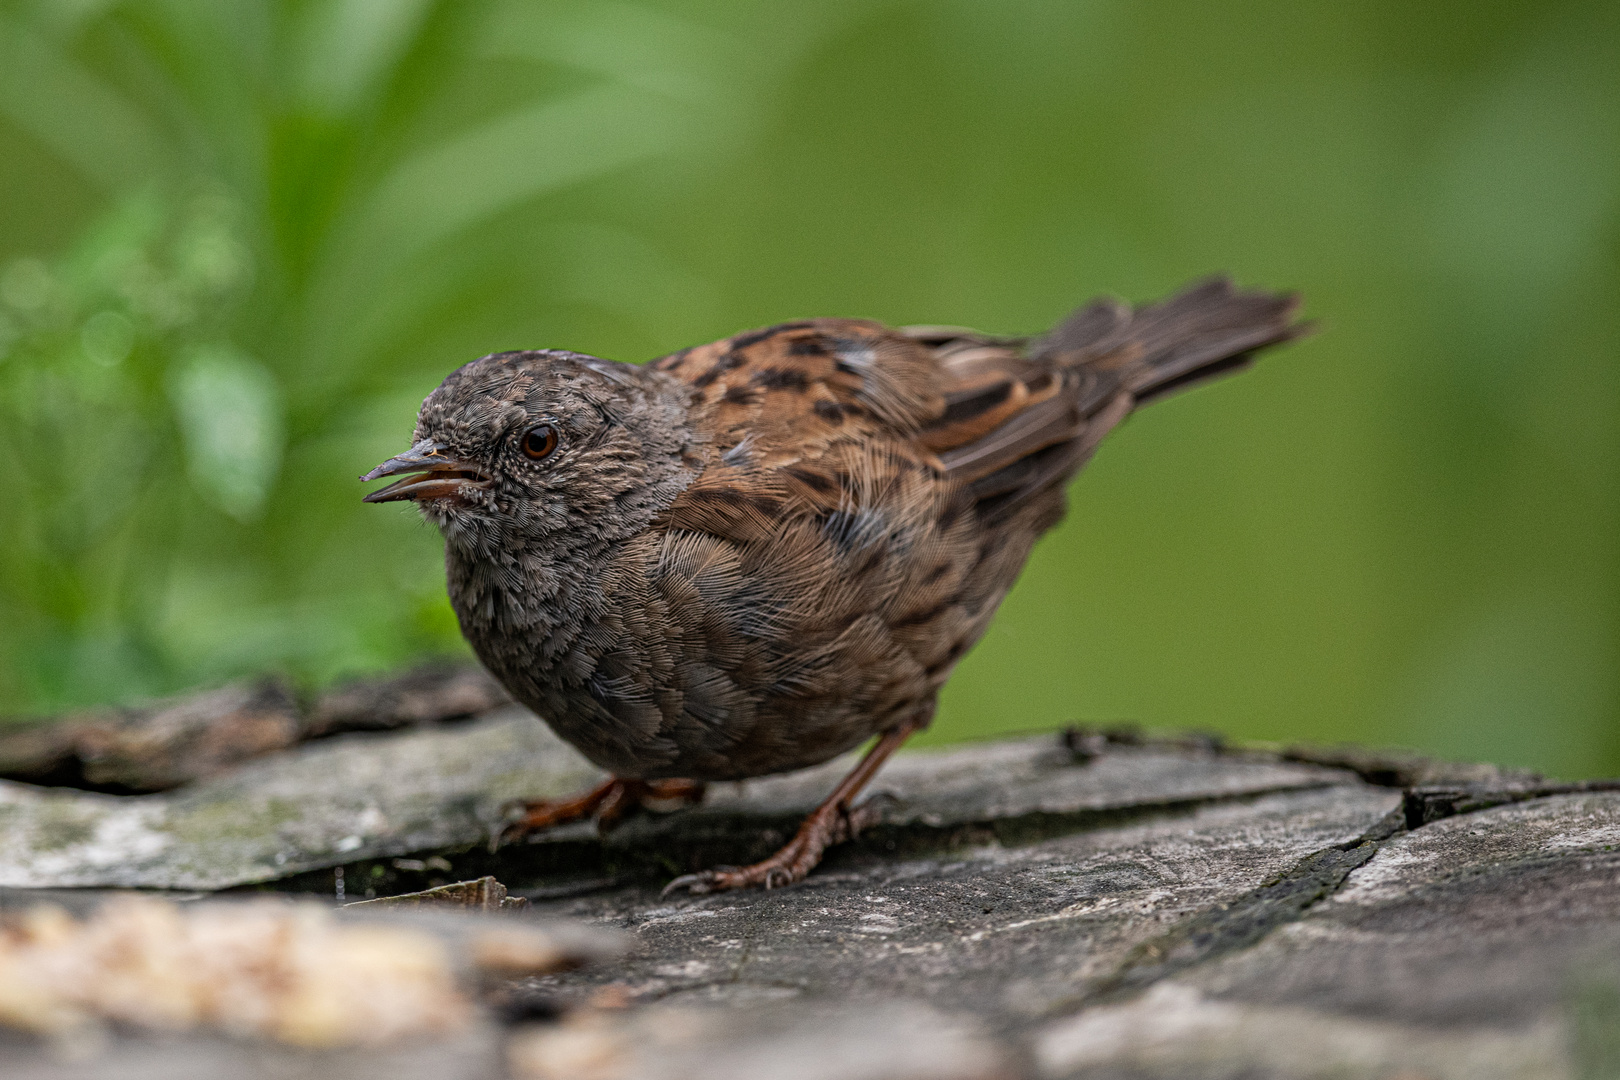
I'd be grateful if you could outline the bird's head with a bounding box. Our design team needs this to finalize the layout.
[362,350,696,555]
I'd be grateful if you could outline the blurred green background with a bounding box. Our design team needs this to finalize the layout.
[0,0,1614,778]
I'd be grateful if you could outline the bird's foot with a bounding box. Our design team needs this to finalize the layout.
[662,795,885,896]
[496,777,705,849]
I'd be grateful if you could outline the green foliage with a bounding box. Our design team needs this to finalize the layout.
[0,0,1615,776]
[0,192,254,705]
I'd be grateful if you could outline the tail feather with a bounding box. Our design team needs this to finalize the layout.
[1036,275,1308,404]
[931,276,1308,522]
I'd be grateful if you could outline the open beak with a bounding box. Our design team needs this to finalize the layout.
[361,439,491,504]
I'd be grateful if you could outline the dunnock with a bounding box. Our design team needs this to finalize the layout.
[363,277,1306,893]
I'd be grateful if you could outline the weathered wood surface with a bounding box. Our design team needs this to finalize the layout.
[0,691,1615,1079]
[0,664,510,793]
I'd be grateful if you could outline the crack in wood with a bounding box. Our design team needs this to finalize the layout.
[237,780,1352,901]
[1047,777,1620,1020]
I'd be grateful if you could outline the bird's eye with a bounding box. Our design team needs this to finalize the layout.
[521,424,559,460]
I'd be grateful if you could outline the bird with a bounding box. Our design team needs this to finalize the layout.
[361,276,1307,894]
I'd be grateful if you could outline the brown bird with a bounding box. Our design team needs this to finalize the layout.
[362,277,1306,894]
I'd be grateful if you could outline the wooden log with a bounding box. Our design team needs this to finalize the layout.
[0,688,1613,1079]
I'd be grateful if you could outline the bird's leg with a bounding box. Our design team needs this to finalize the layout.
[499,777,706,846]
[662,719,922,896]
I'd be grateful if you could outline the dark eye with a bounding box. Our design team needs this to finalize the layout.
[521,424,558,460]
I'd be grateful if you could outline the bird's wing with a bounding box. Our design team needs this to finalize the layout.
[646,314,1111,518]
[900,323,1132,521]
[649,318,946,467]
[638,321,975,775]
[643,313,1129,603]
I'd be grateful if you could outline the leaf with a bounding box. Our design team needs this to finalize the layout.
[358,82,692,265]
[0,13,165,189]
[293,0,437,115]
[169,345,284,522]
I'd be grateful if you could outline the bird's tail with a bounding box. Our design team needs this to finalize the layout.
[916,275,1308,521]
[1034,275,1308,408]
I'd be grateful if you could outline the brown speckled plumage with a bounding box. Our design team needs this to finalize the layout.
[363,277,1307,891]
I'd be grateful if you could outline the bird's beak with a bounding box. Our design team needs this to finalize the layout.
[361,439,491,503]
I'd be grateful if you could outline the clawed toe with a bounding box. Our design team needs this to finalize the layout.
[660,786,897,896]
[490,806,524,851]
[662,870,721,897]
[661,864,754,896]
[493,777,706,850]
[661,860,802,897]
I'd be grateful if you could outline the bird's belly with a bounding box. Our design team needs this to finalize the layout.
[526,678,897,783]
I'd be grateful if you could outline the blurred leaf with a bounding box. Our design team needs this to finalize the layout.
[357,84,693,267]
[169,344,283,521]
[294,0,435,115]
[487,0,751,105]
[80,308,134,365]
[0,13,163,189]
